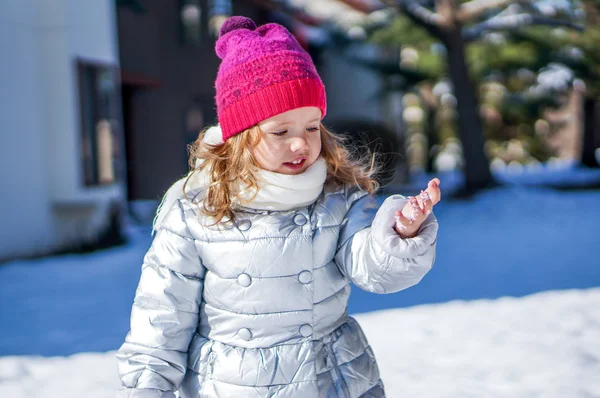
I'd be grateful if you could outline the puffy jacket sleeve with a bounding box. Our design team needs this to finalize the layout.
[334,190,438,294]
[116,200,205,398]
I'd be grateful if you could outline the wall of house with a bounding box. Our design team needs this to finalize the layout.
[0,1,53,260]
[48,0,125,250]
[0,0,124,261]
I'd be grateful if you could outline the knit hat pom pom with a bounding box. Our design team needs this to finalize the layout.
[216,16,257,59]
[219,16,257,37]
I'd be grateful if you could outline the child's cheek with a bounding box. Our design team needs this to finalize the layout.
[273,141,288,155]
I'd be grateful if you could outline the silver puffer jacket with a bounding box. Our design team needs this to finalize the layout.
[116,184,438,398]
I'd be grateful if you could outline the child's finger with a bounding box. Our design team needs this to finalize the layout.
[395,209,411,227]
[425,179,441,205]
[415,192,427,215]
[419,190,433,215]
[409,197,423,219]
[394,210,416,236]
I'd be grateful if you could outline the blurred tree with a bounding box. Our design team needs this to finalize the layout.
[341,48,438,172]
[373,0,584,192]
[509,1,600,168]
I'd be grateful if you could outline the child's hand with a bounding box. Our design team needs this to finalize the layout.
[394,178,441,238]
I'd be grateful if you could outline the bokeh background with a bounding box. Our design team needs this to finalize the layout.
[1,1,599,397]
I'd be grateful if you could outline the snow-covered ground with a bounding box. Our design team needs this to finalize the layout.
[1,289,599,397]
[1,164,599,397]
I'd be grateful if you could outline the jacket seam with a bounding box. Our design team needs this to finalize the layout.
[133,300,199,315]
[193,225,342,242]
[177,199,195,238]
[122,341,190,353]
[311,223,341,232]
[143,262,204,281]
[177,199,206,276]
[194,234,310,243]
[202,301,311,316]
[335,345,372,368]
[120,367,177,390]
[157,226,194,242]
[314,345,370,377]
[118,387,174,394]
[205,261,336,279]
[313,261,336,271]
[359,380,384,397]
[196,375,314,388]
[206,271,311,280]
[313,283,350,305]
[194,333,314,348]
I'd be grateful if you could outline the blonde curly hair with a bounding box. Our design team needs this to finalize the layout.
[185,124,380,224]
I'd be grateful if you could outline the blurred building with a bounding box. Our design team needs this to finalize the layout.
[0,0,125,261]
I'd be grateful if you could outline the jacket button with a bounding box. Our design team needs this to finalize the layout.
[298,270,312,284]
[237,273,252,287]
[238,328,252,341]
[237,219,252,231]
[293,214,307,226]
[299,324,313,337]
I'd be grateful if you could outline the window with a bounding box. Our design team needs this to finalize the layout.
[180,0,203,45]
[77,60,121,186]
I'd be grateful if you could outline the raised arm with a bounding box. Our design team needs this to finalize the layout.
[335,192,438,294]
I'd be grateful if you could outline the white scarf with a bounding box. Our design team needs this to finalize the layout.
[152,125,327,232]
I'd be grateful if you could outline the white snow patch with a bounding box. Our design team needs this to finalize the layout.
[1,288,599,398]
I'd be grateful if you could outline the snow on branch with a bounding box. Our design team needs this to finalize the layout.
[457,0,522,23]
[385,0,446,37]
[463,13,584,41]
[403,0,446,26]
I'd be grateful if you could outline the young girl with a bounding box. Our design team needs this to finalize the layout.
[117,16,440,398]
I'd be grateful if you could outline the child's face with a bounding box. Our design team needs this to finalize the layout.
[255,106,322,175]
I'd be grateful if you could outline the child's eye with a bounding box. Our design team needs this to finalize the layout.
[307,127,320,132]
[272,131,287,136]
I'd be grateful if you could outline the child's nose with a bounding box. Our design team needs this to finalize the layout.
[290,137,309,152]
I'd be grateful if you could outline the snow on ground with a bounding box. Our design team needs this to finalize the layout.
[1,288,599,398]
[359,288,600,398]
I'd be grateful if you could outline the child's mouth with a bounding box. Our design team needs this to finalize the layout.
[283,158,306,170]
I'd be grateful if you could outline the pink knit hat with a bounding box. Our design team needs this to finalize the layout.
[215,16,327,141]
